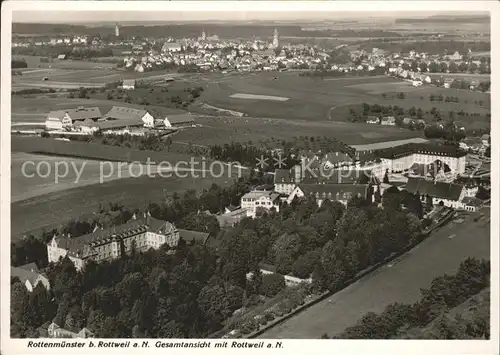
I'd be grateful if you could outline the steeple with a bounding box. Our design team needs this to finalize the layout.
[272,28,279,48]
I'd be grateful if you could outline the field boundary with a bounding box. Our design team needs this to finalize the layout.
[247,210,456,339]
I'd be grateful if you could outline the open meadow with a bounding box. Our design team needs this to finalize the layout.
[259,210,490,339]
[197,72,490,121]
[197,71,490,131]
[172,115,422,147]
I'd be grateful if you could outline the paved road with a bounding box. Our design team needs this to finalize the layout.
[259,212,490,339]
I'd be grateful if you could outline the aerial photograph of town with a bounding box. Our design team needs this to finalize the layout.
[7,7,492,343]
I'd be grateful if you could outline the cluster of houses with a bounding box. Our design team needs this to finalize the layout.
[44,105,195,136]
[220,143,485,227]
[124,30,333,73]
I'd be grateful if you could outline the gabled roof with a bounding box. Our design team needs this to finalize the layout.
[122,79,136,86]
[47,107,102,121]
[105,106,149,121]
[405,177,464,201]
[97,119,144,130]
[166,114,195,125]
[11,266,44,286]
[74,118,98,127]
[17,262,40,273]
[178,229,210,245]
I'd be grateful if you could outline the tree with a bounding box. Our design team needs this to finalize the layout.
[291,248,322,279]
[383,169,390,183]
[261,274,286,297]
[428,62,440,73]
[448,62,458,73]
[271,233,303,274]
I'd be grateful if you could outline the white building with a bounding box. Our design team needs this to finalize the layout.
[122,79,135,90]
[47,216,181,271]
[241,190,281,218]
[11,263,50,292]
[163,114,195,128]
[379,143,467,176]
[45,107,102,131]
[105,106,155,128]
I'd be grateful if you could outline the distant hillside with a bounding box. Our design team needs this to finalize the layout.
[12,23,401,39]
[396,15,489,24]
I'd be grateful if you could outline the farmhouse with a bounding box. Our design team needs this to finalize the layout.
[97,119,146,135]
[11,263,50,292]
[45,107,102,131]
[366,116,380,124]
[163,113,195,128]
[74,118,99,134]
[241,190,281,218]
[47,215,181,271]
[287,183,369,207]
[57,54,67,60]
[378,143,467,176]
[105,106,155,127]
[404,177,465,209]
[122,79,136,90]
[381,116,396,126]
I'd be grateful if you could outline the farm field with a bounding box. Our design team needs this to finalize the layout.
[172,115,423,147]
[258,211,490,339]
[12,152,238,203]
[11,168,240,240]
[198,72,491,122]
[13,55,117,70]
[11,135,195,164]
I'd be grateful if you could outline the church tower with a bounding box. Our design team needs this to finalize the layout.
[115,23,120,37]
[272,28,279,48]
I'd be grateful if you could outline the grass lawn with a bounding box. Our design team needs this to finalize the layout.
[258,211,490,339]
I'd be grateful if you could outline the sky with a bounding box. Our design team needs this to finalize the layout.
[12,10,489,24]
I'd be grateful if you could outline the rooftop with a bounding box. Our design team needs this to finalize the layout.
[105,106,149,121]
[48,107,102,121]
[405,177,464,201]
